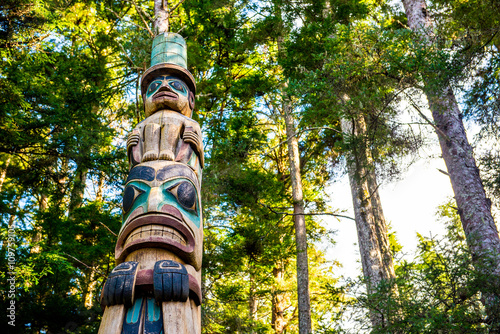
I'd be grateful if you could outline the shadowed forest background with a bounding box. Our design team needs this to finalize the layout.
[1,0,500,333]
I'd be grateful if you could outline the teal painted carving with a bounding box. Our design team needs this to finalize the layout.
[116,161,203,270]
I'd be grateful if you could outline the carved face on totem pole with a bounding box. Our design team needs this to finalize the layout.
[143,74,195,118]
[116,161,203,270]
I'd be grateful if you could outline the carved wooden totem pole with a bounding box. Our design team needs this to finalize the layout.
[98,33,203,334]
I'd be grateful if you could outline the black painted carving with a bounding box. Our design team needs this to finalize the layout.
[156,164,197,185]
[176,181,196,209]
[101,261,139,307]
[126,166,156,183]
[123,185,145,213]
[153,260,189,303]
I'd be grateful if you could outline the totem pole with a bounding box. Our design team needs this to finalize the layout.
[98,33,203,334]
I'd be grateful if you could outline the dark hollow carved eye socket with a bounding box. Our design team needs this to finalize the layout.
[169,81,185,93]
[123,185,145,213]
[167,181,197,214]
[147,81,161,95]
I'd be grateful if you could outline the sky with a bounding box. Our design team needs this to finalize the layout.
[326,152,454,280]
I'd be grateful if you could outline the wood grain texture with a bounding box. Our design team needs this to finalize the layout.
[98,305,125,334]
[162,299,200,334]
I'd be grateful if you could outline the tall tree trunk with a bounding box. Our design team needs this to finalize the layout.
[248,268,258,333]
[341,116,395,328]
[83,267,97,308]
[1,196,20,252]
[95,171,105,202]
[282,96,312,333]
[365,145,395,280]
[154,0,169,35]
[7,196,20,230]
[402,0,500,321]
[277,24,312,331]
[69,165,87,217]
[0,154,11,193]
[31,193,47,254]
[271,266,287,334]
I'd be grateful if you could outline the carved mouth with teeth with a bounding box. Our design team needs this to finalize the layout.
[115,211,195,264]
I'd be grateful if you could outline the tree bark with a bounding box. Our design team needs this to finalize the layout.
[341,116,396,328]
[283,100,312,334]
[0,154,11,193]
[69,165,87,217]
[365,144,396,281]
[276,21,312,331]
[248,269,258,333]
[271,266,287,334]
[154,0,169,35]
[402,0,500,321]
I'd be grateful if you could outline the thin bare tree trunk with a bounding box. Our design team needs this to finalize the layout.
[271,266,287,334]
[283,97,312,334]
[276,26,311,331]
[402,0,500,321]
[154,0,169,35]
[0,155,11,193]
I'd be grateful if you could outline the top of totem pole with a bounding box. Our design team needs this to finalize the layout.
[141,32,196,97]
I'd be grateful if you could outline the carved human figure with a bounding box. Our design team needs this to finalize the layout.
[127,74,204,174]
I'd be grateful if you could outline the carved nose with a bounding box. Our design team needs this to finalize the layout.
[148,187,162,212]
[158,82,173,92]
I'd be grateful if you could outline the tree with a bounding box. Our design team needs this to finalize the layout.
[352,200,498,333]
[401,0,500,323]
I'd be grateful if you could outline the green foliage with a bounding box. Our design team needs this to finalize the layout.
[347,201,499,333]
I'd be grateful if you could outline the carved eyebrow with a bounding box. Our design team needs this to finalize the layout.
[156,165,198,188]
[126,166,156,183]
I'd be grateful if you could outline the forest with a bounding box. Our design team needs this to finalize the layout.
[1,0,500,333]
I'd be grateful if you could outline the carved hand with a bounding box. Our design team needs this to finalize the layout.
[153,260,189,303]
[127,130,142,167]
[182,126,204,167]
[101,261,139,307]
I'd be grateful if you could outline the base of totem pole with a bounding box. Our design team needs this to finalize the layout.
[98,248,201,334]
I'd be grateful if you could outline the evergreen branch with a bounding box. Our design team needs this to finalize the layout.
[98,222,118,236]
[169,0,186,14]
[62,252,106,277]
[259,201,355,221]
[258,126,341,157]
[403,91,451,141]
[127,0,154,37]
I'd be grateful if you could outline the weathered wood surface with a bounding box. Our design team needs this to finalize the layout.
[98,305,125,334]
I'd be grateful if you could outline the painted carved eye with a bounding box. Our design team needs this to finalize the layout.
[123,185,145,213]
[167,181,197,214]
[147,81,162,95]
[169,80,185,93]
